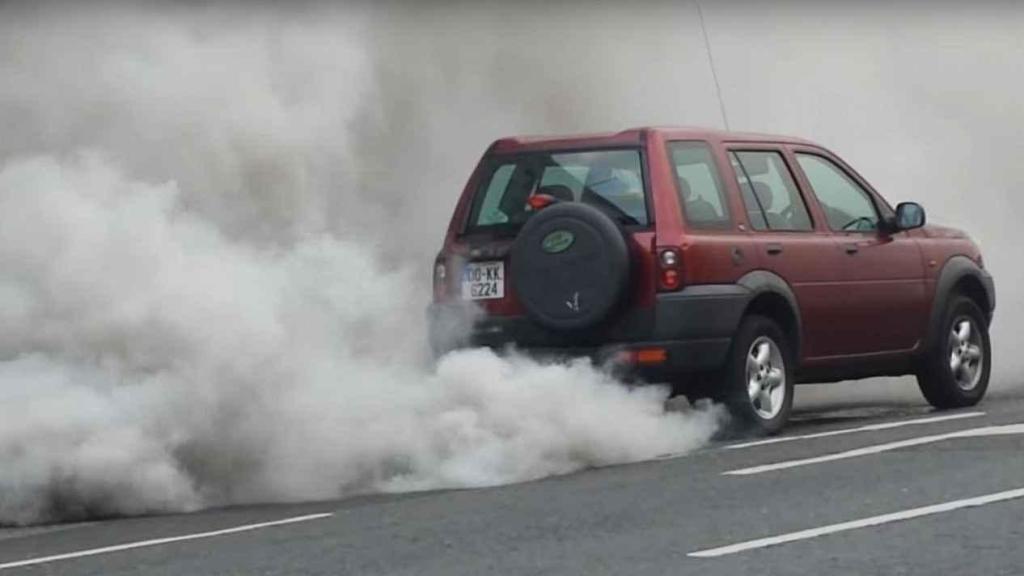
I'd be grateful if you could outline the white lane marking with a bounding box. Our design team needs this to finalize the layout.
[726,411,986,450]
[0,512,334,571]
[726,423,1024,476]
[690,486,1024,558]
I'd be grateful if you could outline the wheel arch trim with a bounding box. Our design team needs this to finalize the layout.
[926,255,995,351]
[736,270,803,361]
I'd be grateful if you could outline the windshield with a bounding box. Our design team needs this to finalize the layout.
[465,148,648,234]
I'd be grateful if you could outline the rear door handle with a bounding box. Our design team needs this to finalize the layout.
[766,243,783,255]
[845,243,859,254]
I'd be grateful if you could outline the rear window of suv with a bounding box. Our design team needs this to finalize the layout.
[465,149,648,235]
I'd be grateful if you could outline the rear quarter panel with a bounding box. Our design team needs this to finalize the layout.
[649,131,762,286]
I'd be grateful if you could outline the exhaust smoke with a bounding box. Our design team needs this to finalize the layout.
[0,3,722,526]
[0,153,720,525]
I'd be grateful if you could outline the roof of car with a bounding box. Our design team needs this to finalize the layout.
[489,127,819,153]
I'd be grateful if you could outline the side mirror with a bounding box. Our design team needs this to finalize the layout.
[894,202,926,231]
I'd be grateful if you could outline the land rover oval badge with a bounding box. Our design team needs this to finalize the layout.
[541,230,575,254]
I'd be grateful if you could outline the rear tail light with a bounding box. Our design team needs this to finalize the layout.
[657,247,682,291]
[433,259,448,301]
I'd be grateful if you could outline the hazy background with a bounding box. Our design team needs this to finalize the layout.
[361,0,1024,385]
[357,0,1023,382]
[0,0,1020,524]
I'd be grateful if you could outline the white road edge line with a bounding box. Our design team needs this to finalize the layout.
[725,423,1024,476]
[689,487,1024,558]
[726,411,986,450]
[0,512,334,571]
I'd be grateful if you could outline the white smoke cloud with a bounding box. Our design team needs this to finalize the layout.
[0,152,720,524]
[0,18,721,523]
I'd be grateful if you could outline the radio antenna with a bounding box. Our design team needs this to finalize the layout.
[696,0,731,130]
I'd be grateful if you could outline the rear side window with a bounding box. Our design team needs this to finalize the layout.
[796,154,879,232]
[466,149,647,235]
[667,141,730,228]
[730,151,813,232]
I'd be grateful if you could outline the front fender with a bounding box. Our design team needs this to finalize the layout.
[925,255,995,350]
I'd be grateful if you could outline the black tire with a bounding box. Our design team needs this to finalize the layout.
[510,202,630,332]
[916,295,991,409]
[720,315,794,435]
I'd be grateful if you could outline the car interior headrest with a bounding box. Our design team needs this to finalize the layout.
[751,181,774,210]
[677,177,693,199]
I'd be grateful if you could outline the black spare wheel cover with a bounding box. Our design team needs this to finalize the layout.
[510,202,630,331]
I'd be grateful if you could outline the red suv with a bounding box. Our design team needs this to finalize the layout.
[430,128,995,434]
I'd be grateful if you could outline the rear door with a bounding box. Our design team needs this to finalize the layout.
[665,140,759,285]
[791,149,927,354]
[726,146,848,360]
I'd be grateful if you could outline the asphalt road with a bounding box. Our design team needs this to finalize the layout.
[3,378,1024,575]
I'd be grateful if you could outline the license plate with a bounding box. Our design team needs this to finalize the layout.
[461,261,505,300]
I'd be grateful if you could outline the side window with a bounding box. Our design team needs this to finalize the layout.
[667,141,730,228]
[730,151,813,231]
[796,154,879,232]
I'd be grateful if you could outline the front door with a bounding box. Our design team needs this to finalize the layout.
[792,151,927,355]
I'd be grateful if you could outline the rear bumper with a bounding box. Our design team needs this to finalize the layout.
[428,284,750,375]
[594,338,734,378]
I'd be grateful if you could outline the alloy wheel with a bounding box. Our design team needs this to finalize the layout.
[949,316,984,391]
[746,336,786,420]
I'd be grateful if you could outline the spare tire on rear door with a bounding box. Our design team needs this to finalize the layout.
[510,202,631,331]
